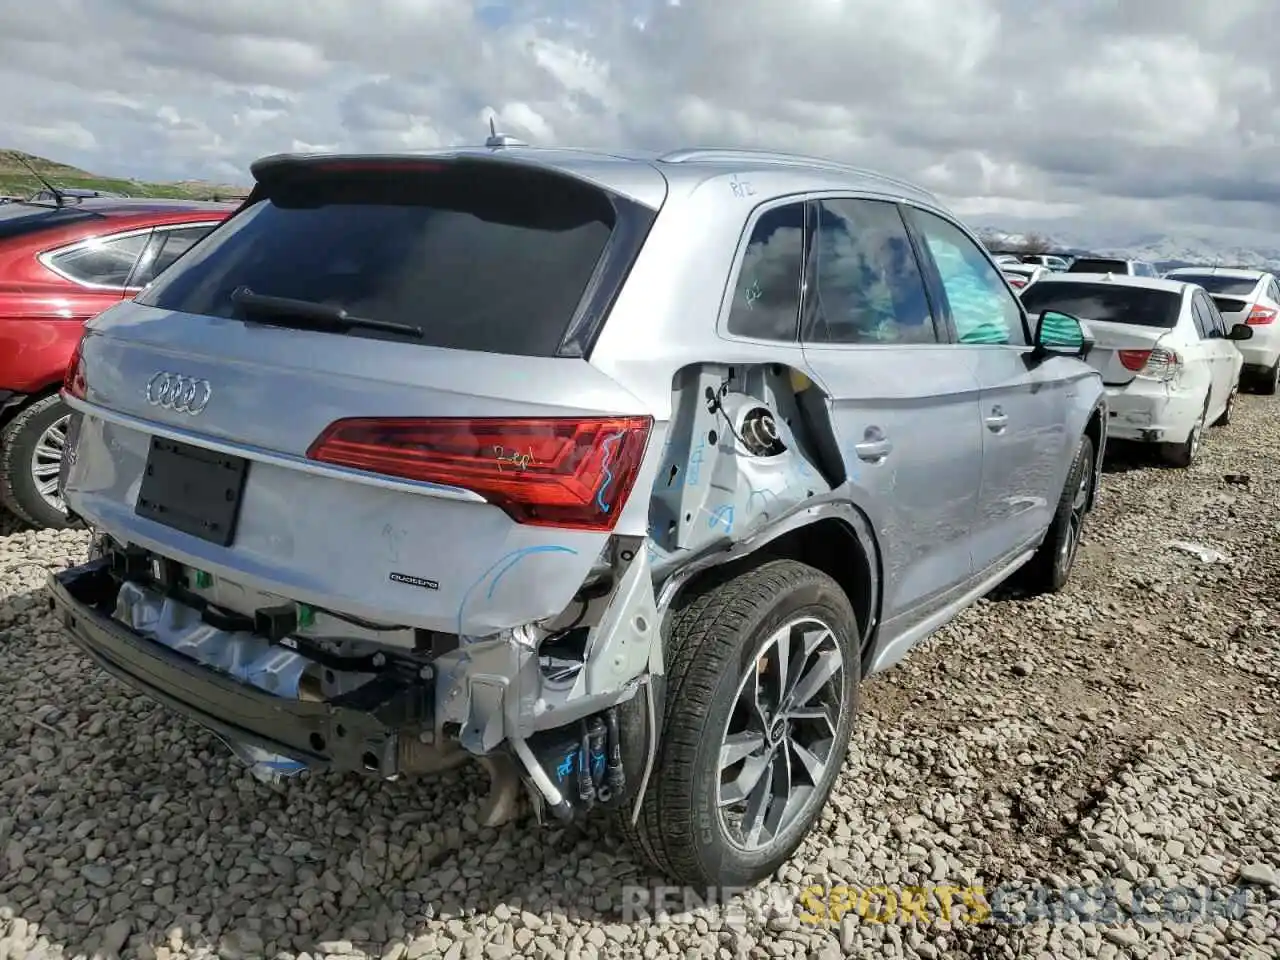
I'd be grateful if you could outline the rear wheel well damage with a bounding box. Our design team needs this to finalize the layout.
[661,517,877,663]
[514,358,884,828]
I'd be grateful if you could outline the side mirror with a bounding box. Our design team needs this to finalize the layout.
[1032,310,1093,361]
[1227,324,1254,342]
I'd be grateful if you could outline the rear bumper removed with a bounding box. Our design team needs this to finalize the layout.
[48,550,657,823]
[48,559,430,777]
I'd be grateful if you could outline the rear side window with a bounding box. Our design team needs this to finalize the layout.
[136,162,622,357]
[45,232,150,288]
[726,202,806,341]
[1067,258,1128,274]
[1189,296,1212,338]
[804,198,937,344]
[1168,274,1259,296]
[1020,282,1183,329]
[1198,292,1226,336]
[130,225,216,288]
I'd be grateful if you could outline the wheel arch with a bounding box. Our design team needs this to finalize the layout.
[1082,399,1106,511]
[0,380,62,431]
[627,500,882,835]
[655,501,883,676]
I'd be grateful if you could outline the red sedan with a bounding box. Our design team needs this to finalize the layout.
[0,197,235,527]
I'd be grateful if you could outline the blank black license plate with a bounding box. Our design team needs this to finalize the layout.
[135,437,249,546]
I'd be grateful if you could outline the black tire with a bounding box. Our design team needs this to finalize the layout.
[1161,397,1207,468]
[1020,433,1094,595]
[619,559,860,887]
[1212,384,1237,427]
[0,394,75,529]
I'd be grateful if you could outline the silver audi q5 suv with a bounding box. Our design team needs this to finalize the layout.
[49,142,1107,887]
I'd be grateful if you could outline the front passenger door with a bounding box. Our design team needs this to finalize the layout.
[903,206,1077,576]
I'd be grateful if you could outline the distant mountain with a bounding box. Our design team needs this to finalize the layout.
[977,225,1280,273]
[0,149,248,202]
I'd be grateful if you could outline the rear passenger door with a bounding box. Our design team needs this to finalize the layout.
[903,206,1076,576]
[796,196,981,629]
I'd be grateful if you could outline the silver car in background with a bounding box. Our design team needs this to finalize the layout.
[48,144,1107,886]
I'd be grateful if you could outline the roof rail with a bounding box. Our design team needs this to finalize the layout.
[657,148,933,197]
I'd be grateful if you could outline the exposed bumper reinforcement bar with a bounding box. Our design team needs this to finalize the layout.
[47,560,427,778]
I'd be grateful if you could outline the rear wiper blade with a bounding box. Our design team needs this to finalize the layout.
[230,287,423,338]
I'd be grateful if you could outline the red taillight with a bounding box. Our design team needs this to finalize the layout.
[1246,305,1276,325]
[307,416,653,531]
[1118,349,1151,371]
[1007,277,1027,288]
[62,335,87,400]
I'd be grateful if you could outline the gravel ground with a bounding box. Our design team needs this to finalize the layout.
[1,396,1278,960]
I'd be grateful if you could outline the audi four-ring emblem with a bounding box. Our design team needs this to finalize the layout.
[145,372,212,415]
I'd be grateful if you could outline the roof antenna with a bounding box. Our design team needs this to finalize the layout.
[484,115,528,149]
[13,152,66,207]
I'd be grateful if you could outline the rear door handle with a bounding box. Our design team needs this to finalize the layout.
[985,408,1008,432]
[854,438,893,461]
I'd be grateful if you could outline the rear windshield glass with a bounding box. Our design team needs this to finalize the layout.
[1066,258,1128,274]
[0,205,102,241]
[135,162,618,357]
[1020,282,1182,328]
[1169,274,1258,296]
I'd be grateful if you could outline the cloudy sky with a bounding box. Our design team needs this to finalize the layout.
[1,0,1277,249]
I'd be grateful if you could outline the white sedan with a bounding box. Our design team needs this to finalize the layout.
[1163,267,1280,395]
[1020,273,1253,466]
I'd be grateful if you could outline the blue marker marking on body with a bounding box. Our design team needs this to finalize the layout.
[708,504,735,535]
[456,544,580,637]
[556,750,575,779]
[687,437,707,486]
[747,484,779,515]
[596,431,623,511]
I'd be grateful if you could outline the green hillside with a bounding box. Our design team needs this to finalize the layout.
[0,149,248,202]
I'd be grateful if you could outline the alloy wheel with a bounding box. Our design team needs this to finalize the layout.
[1058,458,1091,574]
[716,616,847,851]
[29,413,70,514]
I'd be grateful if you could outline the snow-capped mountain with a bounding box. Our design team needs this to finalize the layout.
[977,226,1280,272]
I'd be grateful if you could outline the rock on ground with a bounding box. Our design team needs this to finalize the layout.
[1,396,1277,959]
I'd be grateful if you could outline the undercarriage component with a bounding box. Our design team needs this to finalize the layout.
[520,705,630,821]
[49,560,433,781]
